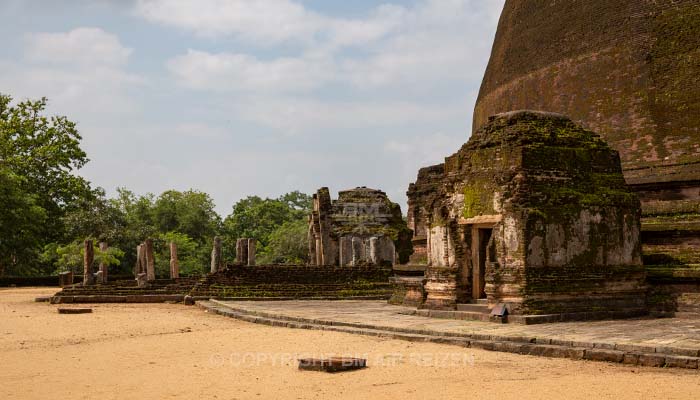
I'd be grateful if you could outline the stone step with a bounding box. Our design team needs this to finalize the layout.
[414,309,498,322]
[456,303,490,313]
[198,301,700,370]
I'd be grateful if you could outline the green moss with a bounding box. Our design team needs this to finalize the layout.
[463,186,482,218]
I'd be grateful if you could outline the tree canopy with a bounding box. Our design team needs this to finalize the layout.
[0,92,316,276]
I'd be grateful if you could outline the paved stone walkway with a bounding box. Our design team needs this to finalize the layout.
[214,300,700,356]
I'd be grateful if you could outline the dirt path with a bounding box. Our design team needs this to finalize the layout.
[1,287,698,400]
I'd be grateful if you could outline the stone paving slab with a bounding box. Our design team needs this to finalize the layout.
[213,300,700,357]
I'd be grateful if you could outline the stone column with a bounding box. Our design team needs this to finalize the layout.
[339,236,352,266]
[98,242,108,283]
[315,236,322,266]
[369,237,380,266]
[135,244,143,276]
[145,239,156,281]
[169,242,179,279]
[211,236,223,273]
[83,240,94,286]
[235,238,248,265]
[247,239,256,266]
[351,237,362,267]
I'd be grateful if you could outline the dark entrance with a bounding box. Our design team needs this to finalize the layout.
[476,228,492,299]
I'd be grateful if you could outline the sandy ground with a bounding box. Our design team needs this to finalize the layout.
[1,288,699,400]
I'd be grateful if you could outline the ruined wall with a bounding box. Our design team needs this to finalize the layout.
[406,164,444,265]
[422,111,647,315]
[475,0,700,185]
[309,187,412,266]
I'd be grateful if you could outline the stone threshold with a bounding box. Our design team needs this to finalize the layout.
[198,300,700,370]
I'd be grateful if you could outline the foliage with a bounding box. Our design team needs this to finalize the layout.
[154,231,203,277]
[0,94,91,274]
[0,92,317,275]
[0,167,48,275]
[260,219,310,264]
[222,191,311,260]
[152,190,220,243]
[49,240,124,275]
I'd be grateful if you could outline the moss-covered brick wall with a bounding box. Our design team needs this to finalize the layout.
[421,111,647,316]
[475,0,700,186]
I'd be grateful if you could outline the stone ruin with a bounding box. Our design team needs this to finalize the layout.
[475,0,700,313]
[235,238,257,266]
[395,111,648,320]
[308,187,412,267]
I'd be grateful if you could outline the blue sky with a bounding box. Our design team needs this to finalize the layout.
[0,0,505,215]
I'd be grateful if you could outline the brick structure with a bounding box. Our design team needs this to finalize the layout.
[405,111,647,318]
[475,0,700,313]
[308,187,412,267]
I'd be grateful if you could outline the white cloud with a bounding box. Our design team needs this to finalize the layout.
[232,96,472,136]
[25,27,132,67]
[167,50,334,92]
[163,0,504,94]
[134,0,323,44]
[0,27,142,120]
[134,0,412,49]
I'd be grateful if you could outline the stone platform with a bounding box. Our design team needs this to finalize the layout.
[198,300,700,370]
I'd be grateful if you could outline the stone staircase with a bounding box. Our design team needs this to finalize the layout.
[50,264,394,303]
[50,278,200,303]
[409,299,503,323]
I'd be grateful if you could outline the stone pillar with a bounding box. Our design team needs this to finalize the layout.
[247,239,256,266]
[369,237,380,266]
[315,236,322,266]
[169,241,179,279]
[98,242,108,283]
[339,236,352,266]
[83,240,94,286]
[236,238,248,265]
[211,236,223,273]
[308,233,317,266]
[351,237,362,266]
[145,239,156,281]
[135,245,143,276]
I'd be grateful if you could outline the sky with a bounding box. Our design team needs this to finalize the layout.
[0,0,505,216]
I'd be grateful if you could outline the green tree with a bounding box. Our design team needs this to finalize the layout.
[52,242,83,274]
[50,240,124,275]
[222,191,312,262]
[261,219,309,264]
[0,168,47,275]
[0,94,91,274]
[61,187,127,244]
[153,190,220,243]
[155,232,203,277]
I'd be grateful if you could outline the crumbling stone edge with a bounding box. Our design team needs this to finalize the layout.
[197,300,699,370]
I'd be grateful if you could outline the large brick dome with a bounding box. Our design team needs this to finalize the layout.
[474,0,700,185]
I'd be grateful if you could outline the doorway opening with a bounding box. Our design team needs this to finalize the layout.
[472,227,493,300]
